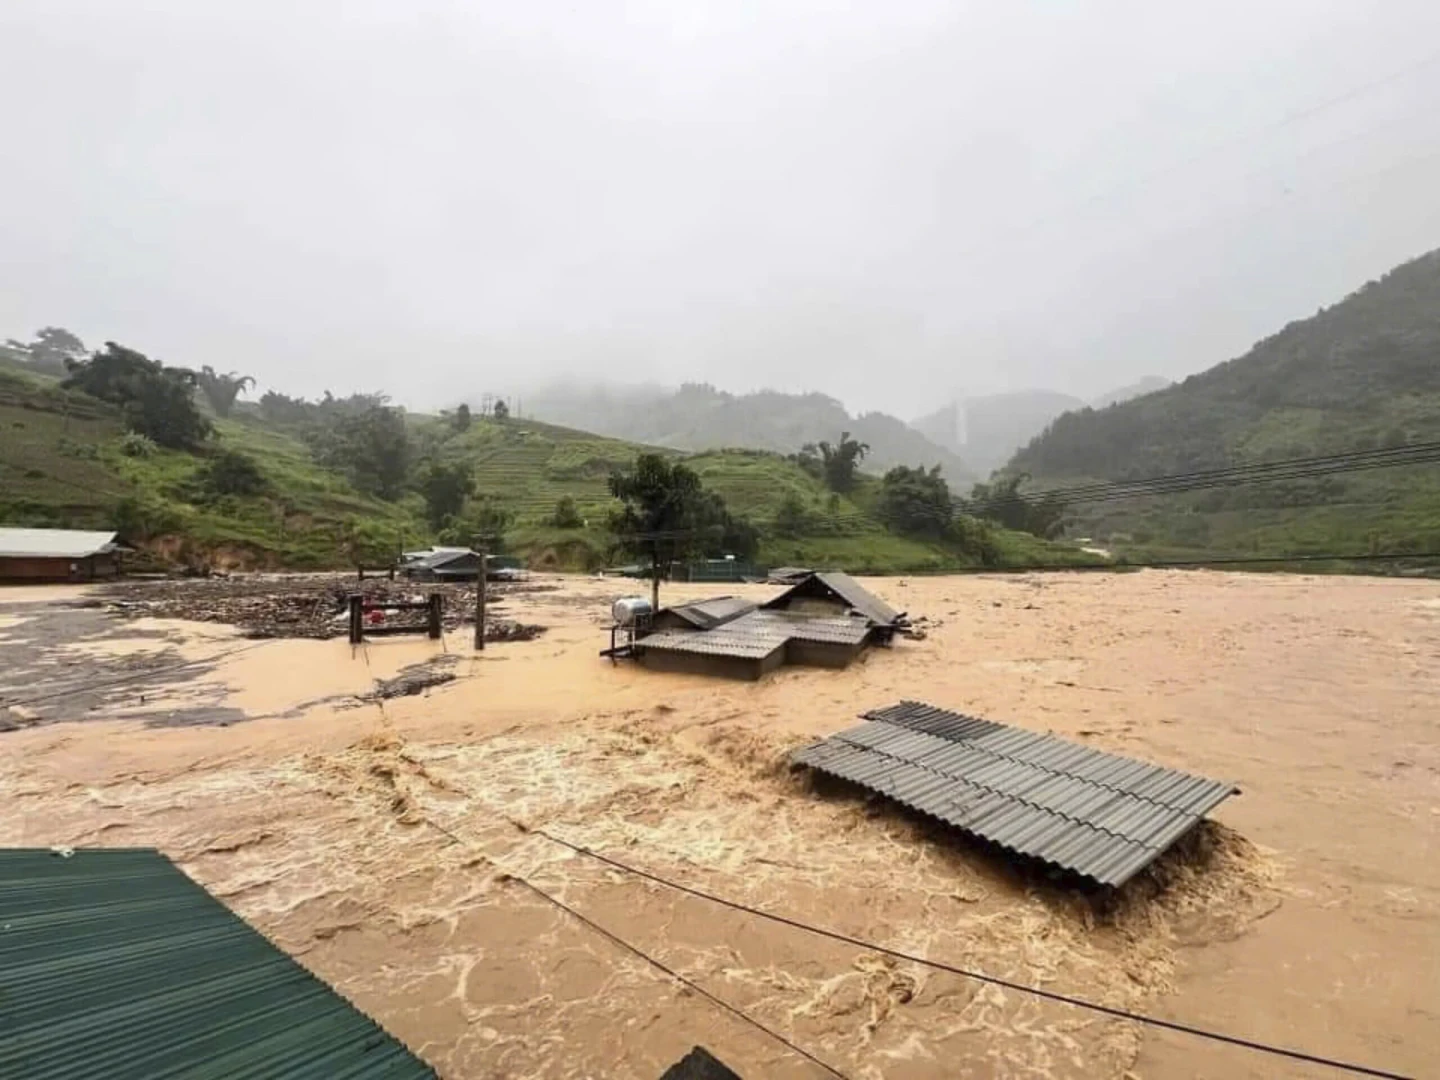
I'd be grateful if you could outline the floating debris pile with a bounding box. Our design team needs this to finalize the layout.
[96,575,549,642]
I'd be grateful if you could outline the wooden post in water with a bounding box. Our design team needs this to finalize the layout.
[473,537,488,651]
[347,594,364,645]
[427,593,443,639]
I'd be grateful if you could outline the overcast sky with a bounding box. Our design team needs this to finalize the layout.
[4,1,1440,418]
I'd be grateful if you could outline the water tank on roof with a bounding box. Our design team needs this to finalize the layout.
[612,597,653,626]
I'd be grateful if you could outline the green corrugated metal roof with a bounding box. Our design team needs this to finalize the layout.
[0,848,436,1080]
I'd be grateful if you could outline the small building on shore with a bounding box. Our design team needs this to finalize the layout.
[0,527,122,583]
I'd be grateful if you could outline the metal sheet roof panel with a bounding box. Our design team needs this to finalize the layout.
[662,596,759,630]
[0,848,435,1079]
[636,628,785,660]
[0,528,117,559]
[793,702,1239,887]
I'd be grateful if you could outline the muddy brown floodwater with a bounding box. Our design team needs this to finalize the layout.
[1,571,1436,1079]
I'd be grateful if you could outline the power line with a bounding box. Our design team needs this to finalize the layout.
[946,551,1440,575]
[606,443,1440,542]
[961,442,1440,514]
[421,820,849,1078]
[986,442,1440,503]
[504,875,850,1079]
[521,827,1413,1080]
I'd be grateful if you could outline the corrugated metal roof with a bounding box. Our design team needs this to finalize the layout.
[762,571,904,627]
[746,609,871,645]
[791,701,1239,887]
[766,566,814,584]
[0,528,117,559]
[0,848,435,1079]
[402,547,476,571]
[662,596,758,630]
[638,609,872,661]
[816,571,902,625]
[636,626,784,660]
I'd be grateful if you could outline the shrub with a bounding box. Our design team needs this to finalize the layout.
[199,450,269,498]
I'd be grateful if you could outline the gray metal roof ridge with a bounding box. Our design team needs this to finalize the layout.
[791,745,1157,885]
[862,701,1241,803]
[793,702,1242,886]
[811,727,1183,851]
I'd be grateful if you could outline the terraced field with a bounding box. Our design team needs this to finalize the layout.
[1,366,1083,572]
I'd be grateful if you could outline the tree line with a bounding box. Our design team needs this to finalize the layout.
[8,325,1068,567]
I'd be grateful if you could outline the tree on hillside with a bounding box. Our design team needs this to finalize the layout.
[314,405,413,500]
[420,460,475,529]
[199,449,269,498]
[692,489,759,561]
[877,465,953,539]
[492,398,510,421]
[550,495,582,529]
[63,342,211,449]
[5,327,87,376]
[799,431,869,493]
[437,495,514,549]
[197,367,255,417]
[965,472,1066,539]
[608,453,739,608]
[452,403,472,432]
[774,490,811,537]
[257,390,313,426]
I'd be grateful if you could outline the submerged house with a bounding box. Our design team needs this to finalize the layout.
[0,527,122,583]
[626,572,908,680]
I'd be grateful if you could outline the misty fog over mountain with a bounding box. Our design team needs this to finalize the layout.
[4,2,1440,419]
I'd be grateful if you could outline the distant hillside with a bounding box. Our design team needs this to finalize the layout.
[525,383,975,483]
[1010,248,1440,556]
[1089,375,1171,410]
[0,362,1081,574]
[911,379,1175,479]
[910,390,1082,478]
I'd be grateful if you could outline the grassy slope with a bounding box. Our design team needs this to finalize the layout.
[1009,249,1440,558]
[0,368,419,567]
[1,368,1089,572]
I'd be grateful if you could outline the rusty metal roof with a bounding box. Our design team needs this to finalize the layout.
[791,701,1239,887]
[0,847,435,1079]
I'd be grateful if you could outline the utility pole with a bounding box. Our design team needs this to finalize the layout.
[473,534,489,650]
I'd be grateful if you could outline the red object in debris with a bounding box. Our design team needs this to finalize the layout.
[367,609,386,625]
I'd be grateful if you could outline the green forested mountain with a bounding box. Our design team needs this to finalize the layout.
[524,382,975,482]
[0,351,1080,574]
[1088,376,1171,410]
[1010,248,1440,555]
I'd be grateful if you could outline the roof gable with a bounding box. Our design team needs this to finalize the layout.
[761,571,903,626]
